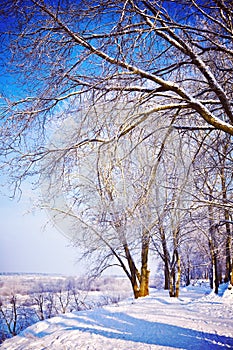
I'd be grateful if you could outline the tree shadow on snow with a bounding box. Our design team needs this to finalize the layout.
[23,309,233,349]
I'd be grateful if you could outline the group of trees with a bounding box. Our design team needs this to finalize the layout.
[0,280,81,342]
[0,276,125,342]
[0,0,233,298]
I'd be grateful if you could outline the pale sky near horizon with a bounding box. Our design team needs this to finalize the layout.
[0,183,83,276]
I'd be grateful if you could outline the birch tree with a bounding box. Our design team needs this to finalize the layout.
[40,99,170,298]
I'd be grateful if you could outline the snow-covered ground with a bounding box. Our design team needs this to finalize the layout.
[1,282,233,350]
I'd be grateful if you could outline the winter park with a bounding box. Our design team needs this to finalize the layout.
[0,0,233,349]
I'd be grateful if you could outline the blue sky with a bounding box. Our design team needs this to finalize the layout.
[0,6,83,276]
[0,183,82,275]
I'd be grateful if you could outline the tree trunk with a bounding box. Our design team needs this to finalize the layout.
[139,269,150,297]
[169,249,181,297]
[208,200,219,294]
[218,262,223,285]
[175,252,181,297]
[123,230,151,298]
[209,237,219,294]
[169,226,181,298]
[123,243,140,298]
[213,251,219,294]
[164,265,170,290]
[185,264,190,286]
[139,231,150,297]
[160,226,170,290]
[224,221,232,283]
[231,259,233,285]
[169,267,176,297]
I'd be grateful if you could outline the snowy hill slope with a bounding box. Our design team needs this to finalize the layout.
[1,284,233,350]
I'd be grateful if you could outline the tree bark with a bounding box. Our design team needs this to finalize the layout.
[213,250,219,294]
[169,267,176,297]
[164,265,170,290]
[139,230,150,297]
[185,256,191,286]
[208,196,219,294]
[175,251,181,297]
[225,232,232,283]
[231,259,233,286]
[123,243,140,298]
[160,226,170,290]
[209,233,219,294]
[169,248,181,297]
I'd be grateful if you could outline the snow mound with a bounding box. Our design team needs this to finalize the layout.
[223,284,233,301]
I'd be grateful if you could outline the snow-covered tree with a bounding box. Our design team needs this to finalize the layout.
[1,0,233,296]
